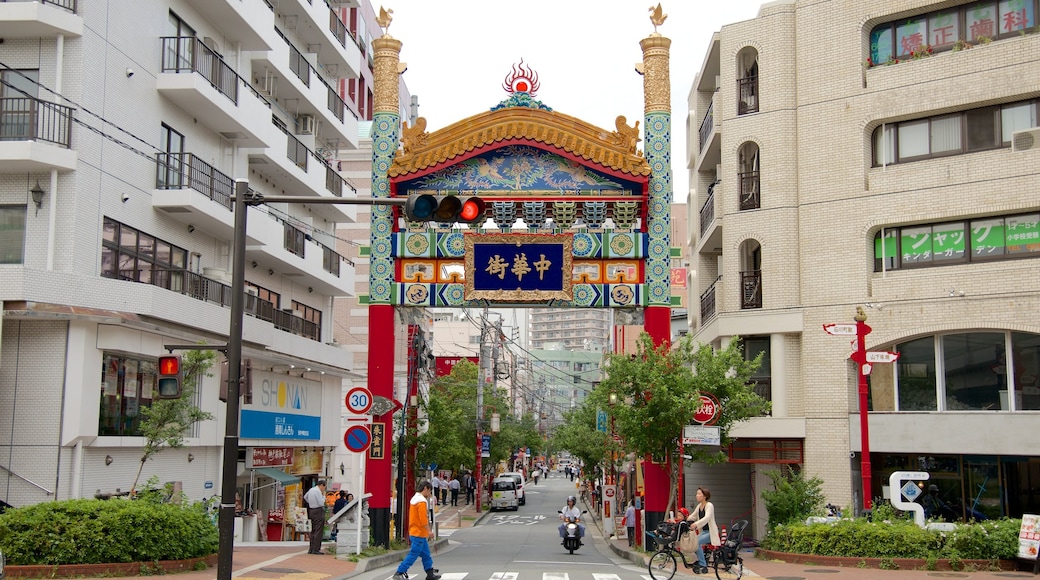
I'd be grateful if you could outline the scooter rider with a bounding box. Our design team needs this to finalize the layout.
[558,496,585,543]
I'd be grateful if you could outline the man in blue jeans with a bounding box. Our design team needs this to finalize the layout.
[393,480,441,580]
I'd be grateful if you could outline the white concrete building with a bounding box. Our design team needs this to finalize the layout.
[686,0,1040,539]
[0,0,372,531]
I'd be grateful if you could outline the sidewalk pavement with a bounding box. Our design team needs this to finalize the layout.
[584,498,1038,580]
[52,498,485,580]
[21,497,1040,580]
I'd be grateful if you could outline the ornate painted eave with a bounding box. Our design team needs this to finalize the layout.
[388,107,651,180]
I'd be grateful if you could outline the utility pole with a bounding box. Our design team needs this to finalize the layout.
[476,306,491,512]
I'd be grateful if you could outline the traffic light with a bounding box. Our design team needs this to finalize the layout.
[404,194,485,225]
[157,355,183,399]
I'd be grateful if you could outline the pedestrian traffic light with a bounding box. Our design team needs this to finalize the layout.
[157,355,183,399]
[404,194,486,225]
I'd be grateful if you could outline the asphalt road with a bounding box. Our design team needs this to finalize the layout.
[360,474,649,580]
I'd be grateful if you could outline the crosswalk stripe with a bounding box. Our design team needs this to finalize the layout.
[439,574,468,580]
[543,573,569,580]
[489,573,518,580]
[592,574,622,580]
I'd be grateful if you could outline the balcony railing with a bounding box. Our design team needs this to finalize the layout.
[700,274,722,322]
[15,0,77,12]
[0,97,73,147]
[111,268,321,341]
[737,75,758,115]
[327,7,347,48]
[287,131,308,170]
[288,41,311,87]
[698,99,714,151]
[738,170,760,210]
[741,270,762,309]
[156,152,234,210]
[161,37,239,103]
[325,163,344,197]
[699,181,717,236]
[749,378,772,403]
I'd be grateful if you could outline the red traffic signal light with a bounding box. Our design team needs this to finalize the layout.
[404,194,485,225]
[157,355,183,399]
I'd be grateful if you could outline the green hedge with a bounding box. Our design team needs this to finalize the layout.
[0,498,218,565]
[761,517,1020,561]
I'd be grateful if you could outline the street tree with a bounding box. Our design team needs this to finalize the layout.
[131,348,217,494]
[591,332,769,512]
[551,404,611,481]
[414,359,540,479]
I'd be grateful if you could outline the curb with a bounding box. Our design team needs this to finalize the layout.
[754,548,1018,571]
[341,537,452,579]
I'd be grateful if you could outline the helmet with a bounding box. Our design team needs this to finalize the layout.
[677,507,690,518]
[567,495,576,504]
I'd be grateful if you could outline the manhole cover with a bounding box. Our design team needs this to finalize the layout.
[260,567,304,573]
[802,571,840,574]
[926,574,969,578]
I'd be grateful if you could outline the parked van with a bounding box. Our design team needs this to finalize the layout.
[490,477,519,511]
[498,471,526,505]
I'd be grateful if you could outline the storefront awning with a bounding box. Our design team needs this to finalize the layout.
[255,467,300,486]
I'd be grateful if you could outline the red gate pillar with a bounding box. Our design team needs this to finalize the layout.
[367,304,395,545]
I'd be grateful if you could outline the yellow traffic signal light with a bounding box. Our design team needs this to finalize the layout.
[404,194,485,225]
[157,355,182,399]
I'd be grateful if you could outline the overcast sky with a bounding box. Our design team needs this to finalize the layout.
[382,0,765,205]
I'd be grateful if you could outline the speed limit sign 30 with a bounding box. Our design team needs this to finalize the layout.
[345,387,372,414]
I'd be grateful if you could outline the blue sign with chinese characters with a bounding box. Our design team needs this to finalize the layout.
[481,433,491,458]
[465,233,573,302]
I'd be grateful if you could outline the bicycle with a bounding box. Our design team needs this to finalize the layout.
[647,519,747,580]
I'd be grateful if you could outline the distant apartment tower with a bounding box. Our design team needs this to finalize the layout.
[528,308,610,352]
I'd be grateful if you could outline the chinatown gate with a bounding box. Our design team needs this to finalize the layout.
[363,17,677,546]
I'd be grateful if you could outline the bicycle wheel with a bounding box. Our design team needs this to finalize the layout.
[648,550,678,580]
[714,556,743,580]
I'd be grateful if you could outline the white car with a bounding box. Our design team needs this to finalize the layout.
[498,471,526,505]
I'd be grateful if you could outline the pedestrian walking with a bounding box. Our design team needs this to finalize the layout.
[393,480,441,580]
[449,475,460,506]
[430,474,441,505]
[464,471,475,505]
[303,480,327,554]
[624,498,637,547]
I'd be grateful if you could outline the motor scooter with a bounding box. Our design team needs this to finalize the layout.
[558,509,588,554]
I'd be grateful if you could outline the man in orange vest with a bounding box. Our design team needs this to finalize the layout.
[393,480,441,580]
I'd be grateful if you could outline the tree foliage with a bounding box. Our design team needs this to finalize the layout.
[551,403,610,481]
[588,332,769,512]
[761,468,825,530]
[131,348,217,494]
[414,360,541,479]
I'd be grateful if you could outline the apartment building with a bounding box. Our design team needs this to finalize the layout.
[687,0,1040,538]
[0,0,368,525]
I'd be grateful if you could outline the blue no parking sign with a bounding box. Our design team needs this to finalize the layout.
[344,425,372,453]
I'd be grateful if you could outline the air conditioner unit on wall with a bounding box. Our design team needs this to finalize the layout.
[1011,127,1040,152]
[245,287,258,296]
[298,114,315,135]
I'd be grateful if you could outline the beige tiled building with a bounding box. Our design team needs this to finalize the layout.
[686,0,1040,538]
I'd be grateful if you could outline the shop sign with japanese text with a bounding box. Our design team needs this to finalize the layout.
[248,446,295,468]
[465,233,573,302]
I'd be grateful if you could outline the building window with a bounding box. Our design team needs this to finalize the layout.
[737,48,759,115]
[874,99,1038,165]
[869,331,1040,412]
[738,142,760,210]
[158,123,185,189]
[869,1,1036,65]
[0,206,26,264]
[292,300,321,327]
[101,217,188,284]
[873,212,1040,271]
[99,353,160,436]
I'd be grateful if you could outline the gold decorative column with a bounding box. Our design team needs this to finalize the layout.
[372,35,403,115]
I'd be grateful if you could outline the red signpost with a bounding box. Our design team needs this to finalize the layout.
[824,308,897,512]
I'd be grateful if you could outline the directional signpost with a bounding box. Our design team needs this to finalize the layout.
[823,307,897,511]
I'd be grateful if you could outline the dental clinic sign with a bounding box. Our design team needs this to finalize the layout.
[240,369,322,440]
